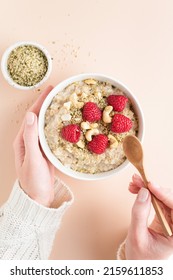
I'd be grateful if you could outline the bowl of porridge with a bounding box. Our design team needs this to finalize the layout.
[38,73,144,180]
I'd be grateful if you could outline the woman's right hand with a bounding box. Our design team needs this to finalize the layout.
[125,174,173,259]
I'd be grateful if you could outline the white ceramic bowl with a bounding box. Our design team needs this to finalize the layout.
[1,41,52,90]
[39,73,145,180]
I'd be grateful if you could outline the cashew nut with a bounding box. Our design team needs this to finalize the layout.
[85,129,99,141]
[81,121,91,130]
[81,122,98,131]
[90,123,98,129]
[108,134,118,148]
[70,92,84,109]
[84,79,97,85]
[103,105,113,123]
[76,140,85,149]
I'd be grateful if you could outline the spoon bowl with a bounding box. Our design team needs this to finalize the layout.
[123,135,144,167]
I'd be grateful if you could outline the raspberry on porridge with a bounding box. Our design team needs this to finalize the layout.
[44,79,138,174]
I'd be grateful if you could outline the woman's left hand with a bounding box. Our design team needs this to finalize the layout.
[13,86,55,207]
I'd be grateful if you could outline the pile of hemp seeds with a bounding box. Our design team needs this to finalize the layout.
[7,45,48,87]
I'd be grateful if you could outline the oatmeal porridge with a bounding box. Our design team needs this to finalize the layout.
[44,79,138,174]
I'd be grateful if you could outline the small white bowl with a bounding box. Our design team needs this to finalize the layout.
[1,41,52,90]
[39,73,145,181]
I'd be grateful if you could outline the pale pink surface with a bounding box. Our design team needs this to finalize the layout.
[0,0,173,259]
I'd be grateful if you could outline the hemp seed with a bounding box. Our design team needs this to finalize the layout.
[7,45,48,87]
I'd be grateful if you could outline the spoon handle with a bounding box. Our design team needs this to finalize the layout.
[139,168,172,237]
[151,196,172,236]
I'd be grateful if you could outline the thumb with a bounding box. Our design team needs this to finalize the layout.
[130,188,151,239]
[23,112,40,158]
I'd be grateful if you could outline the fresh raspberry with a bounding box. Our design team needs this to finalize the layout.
[88,134,108,154]
[82,102,102,122]
[61,124,81,143]
[111,114,132,133]
[107,95,128,112]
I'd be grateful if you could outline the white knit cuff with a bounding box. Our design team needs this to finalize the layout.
[5,179,74,229]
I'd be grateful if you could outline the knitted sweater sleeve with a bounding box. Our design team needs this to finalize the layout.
[0,179,73,260]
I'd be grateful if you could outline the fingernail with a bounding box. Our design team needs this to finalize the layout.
[26,112,35,126]
[137,187,149,202]
[149,181,160,188]
[133,173,141,180]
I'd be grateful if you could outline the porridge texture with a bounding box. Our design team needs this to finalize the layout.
[44,79,138,174]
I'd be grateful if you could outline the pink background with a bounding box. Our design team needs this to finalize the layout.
[0,0,173,259]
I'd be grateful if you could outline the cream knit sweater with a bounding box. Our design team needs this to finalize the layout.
[0,179,73,260]
[0,179,124,260]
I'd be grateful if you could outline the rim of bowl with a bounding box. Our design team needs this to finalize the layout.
[39,73,145,181]
[1,41,52,90]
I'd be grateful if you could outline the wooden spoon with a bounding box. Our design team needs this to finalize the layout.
[123,135,172,237]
